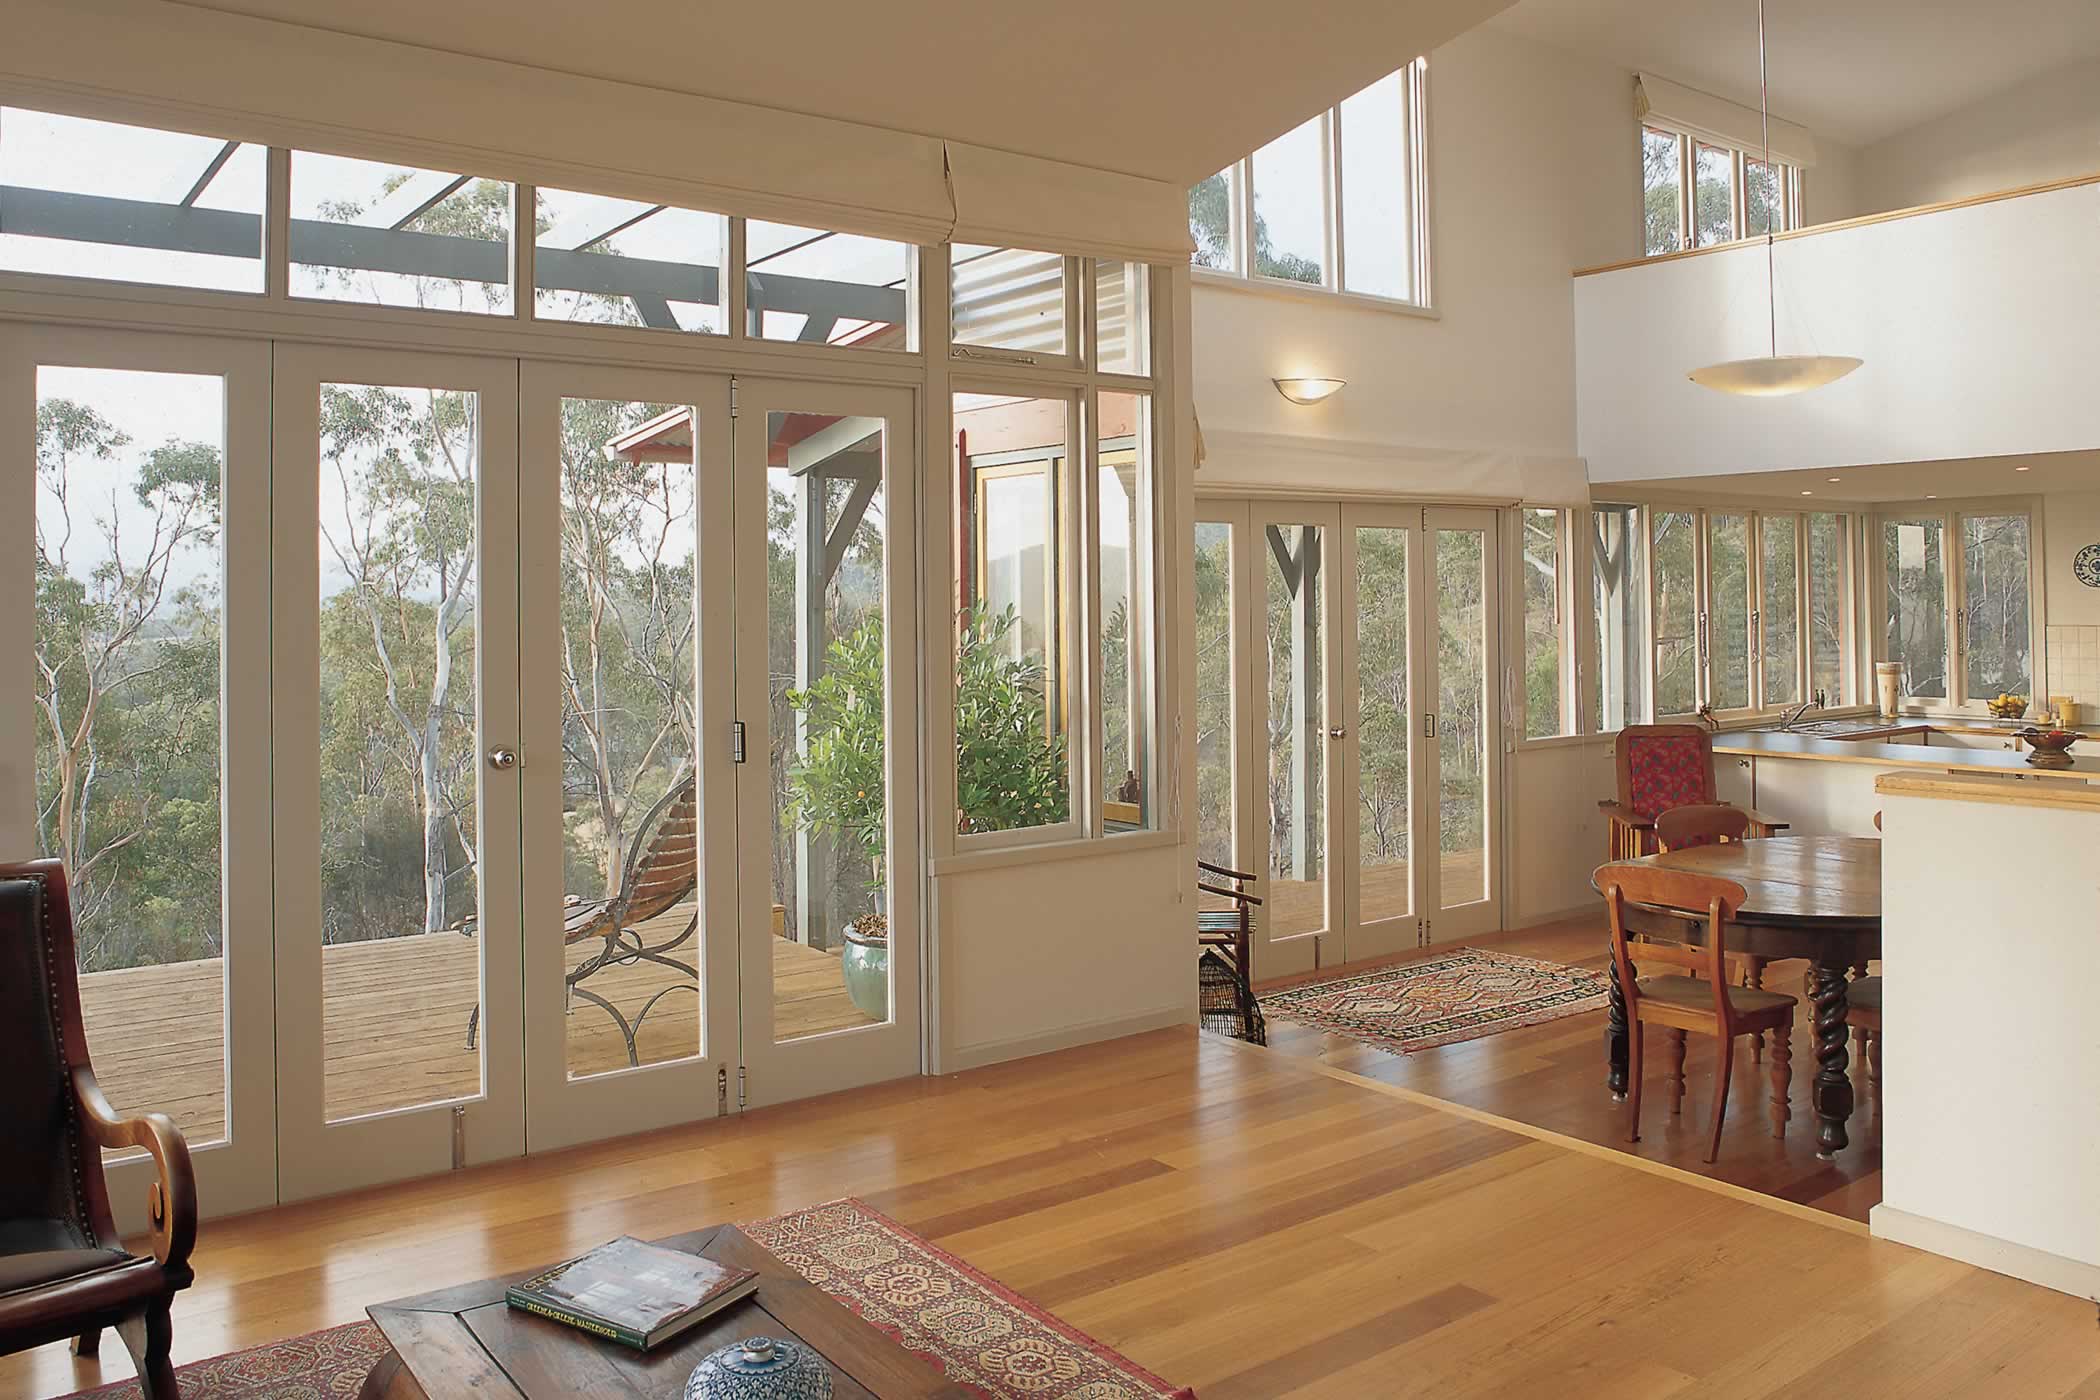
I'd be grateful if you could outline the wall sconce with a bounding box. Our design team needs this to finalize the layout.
[1272,376,1346,405]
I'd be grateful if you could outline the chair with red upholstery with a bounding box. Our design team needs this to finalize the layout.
[1599,725,1788,860]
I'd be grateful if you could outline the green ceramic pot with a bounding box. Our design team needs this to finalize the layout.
[840,924,888,1020]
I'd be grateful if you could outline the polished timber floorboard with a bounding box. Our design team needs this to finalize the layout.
[14,1029,2091,1398]
[1255,915,1886,1223]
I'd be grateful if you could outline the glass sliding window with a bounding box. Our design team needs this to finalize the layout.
[1093,260,1151,375]
[35,367,229,1149]
[1099,393,1153,831]
[314,381,482,1120]
[1745,158,1785,237]
[1188,165,1236,272]
[1591,504,1646,731]
[555,397,702,1077]
[953,393,1070,834]
[532,189,725,334]
[1,108,265,291]
[289,152,513,313]
[1250,114,1327,285]
[1641,127,1684,256]
[1652,510,1700,715]
[1760,514,1799,707]
[1692,142,1735,247]
[1808,514,1849,702]
[1265,523,1326,937]
[1437,528,1491,908]
[746,221,912,349]
[1522,508,1566,737]
[1355,526,1411,923]
[951,245,1067,355]
[1961,513,2033,703]
[1883,517,1949,700]
[768,409,893,1038]
[1708,514,1752,710]
[1339,71,1411,300]
[1193,522,1235,897]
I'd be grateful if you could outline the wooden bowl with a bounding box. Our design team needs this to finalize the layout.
[2020,727,2078,767]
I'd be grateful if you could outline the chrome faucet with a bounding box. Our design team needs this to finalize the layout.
[1778,691,1828,731]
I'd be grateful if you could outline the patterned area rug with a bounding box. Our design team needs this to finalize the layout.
[1261,946,1610,1055]
[72,1200,1189,1399]
[746,1198,1192,1399]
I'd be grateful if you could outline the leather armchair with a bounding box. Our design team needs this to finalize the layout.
[0,859,194,1397]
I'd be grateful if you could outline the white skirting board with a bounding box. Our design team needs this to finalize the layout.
[1872,1204,2100,1303]
[945,1005,1193,1073]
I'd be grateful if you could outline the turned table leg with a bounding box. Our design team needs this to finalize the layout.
[1809,958,1855,1159]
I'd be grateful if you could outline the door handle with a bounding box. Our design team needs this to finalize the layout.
[487,747,520,771]
[1424,712,1438,739]
[1328,726,1345,740]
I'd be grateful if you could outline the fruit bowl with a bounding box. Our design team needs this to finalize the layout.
[2019,726,2079,767]
[1987,694,2029,720]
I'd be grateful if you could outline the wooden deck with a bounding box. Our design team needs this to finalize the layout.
[78,902,876,1141]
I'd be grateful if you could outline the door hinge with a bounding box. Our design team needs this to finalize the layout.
[716,1066,729,1118]
[729,377,739,419]
[737,1065,748,1109]
[732,720,747,764]
[1424,711,1438,739]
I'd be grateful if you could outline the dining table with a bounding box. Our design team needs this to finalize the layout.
[1593,834,1881,1159]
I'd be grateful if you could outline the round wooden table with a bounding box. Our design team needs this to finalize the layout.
[1593,835,1881,1159]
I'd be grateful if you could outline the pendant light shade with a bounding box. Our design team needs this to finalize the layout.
[1688,0,1861,397]
[1687,354,1863,396]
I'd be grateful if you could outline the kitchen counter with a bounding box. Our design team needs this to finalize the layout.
[1713,727,2100,778]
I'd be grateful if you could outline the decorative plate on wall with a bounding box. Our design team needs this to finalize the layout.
[2076,543,2100,589]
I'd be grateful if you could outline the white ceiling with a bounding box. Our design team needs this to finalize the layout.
[1492,0,2100,149]
[166,0,1509,186]
[1601,449,2100,506]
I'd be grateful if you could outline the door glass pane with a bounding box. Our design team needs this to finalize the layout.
[1251,115,1326,285]
[1339,71,1411,300]
[953,394,1071,834]
[1962,514,2032,702]
[1436,529,1489,909]
[1522,508,1564,737]
[1188,166,1236,272]
[1761,515,1799,707]
[746,221,911,349]
[556,398,702,1079]
[1265,524,1325,936]
[1356,527,1411,924]
[36,367,227,1153]
[2,107,265,291]
[1194,522,1235,907]
[1693,142,1734,247]
[1093,260,1150,375]
[1709,514,1751,710]
[1808,514,1848,703]
[533,189,726,334]
[316,382,481,1121]
[772,411,891,1041]
[1591,503,1646,731]
[1884,517,1948,699]
[1100,393,1152,831]
[951,245,1066,354]
[289,153,514,313]
[1653,510,1700,715]
[1642,128,1682,256]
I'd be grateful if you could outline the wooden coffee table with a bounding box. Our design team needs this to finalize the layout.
[357,1223,971,1398]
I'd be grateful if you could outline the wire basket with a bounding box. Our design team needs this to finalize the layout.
[1198,948,1266,1045]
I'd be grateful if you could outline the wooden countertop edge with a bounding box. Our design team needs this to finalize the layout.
[1714,736,2100,778]
[1876,771,2100,812]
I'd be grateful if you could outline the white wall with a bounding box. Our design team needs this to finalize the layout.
[1574,182,2100,482]
[1856,58,2100,217]
[2043,490,2100,628]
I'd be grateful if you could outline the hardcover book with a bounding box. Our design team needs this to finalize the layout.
[504,1237,759,1350]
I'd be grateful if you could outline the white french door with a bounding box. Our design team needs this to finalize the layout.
[0,324,277,1227]
[271,344,526,1201]
[730,378,921,1108]
[1197,498,1504,981]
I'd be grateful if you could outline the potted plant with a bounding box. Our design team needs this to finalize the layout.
[788,606,1067,1017]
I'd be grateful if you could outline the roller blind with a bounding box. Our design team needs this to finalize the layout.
[1636,73,1818,169]
[945,142,1196,267]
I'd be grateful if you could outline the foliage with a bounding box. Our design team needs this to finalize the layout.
[953,606,1070,833]
[1186,172,1323,284]
[783,620,887,879]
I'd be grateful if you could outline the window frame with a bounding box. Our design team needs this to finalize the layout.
[1515,505,1579,742]
[1871,497,2045,715]
[1191,58,1432,311]
[1638,122,1801,257]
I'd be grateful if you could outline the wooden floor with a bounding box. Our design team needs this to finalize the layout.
[1248,848,1488,937]
[1254,914,1887,1222]
[79,903,876,1142]
[10,1028,2090,1399]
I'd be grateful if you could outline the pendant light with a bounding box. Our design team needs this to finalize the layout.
[1688,0,1861,396]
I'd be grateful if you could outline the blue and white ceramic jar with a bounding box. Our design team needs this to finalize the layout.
[685,1336,834,1400]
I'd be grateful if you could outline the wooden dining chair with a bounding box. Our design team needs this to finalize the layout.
[1845,975,1882,1095]
[1598,863,1800,1163]
[1651,803,1775,1062]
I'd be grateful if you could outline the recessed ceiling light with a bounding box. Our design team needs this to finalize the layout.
[1926,494,1938,499]
[1827,476,1842,483]
[1800,489,1813,495]
[2015,464,2032,472]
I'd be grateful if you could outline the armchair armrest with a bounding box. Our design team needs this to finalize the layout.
[1595,800,1653,828]
[71,1066,195,1273]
